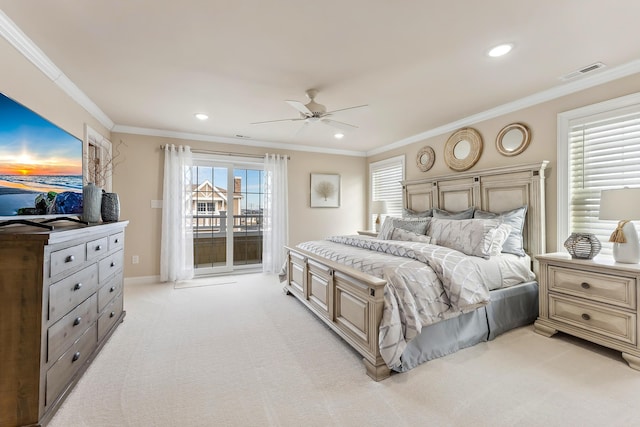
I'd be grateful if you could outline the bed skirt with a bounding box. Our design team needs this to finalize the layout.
[397,281,539,372]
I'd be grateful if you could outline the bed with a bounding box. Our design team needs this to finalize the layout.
[283,161,548,380]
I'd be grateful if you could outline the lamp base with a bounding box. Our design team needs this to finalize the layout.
[613,222,640,264]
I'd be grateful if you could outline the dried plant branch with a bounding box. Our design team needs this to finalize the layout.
[314,180,336,201]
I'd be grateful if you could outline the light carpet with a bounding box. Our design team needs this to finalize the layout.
[49,273,640,427]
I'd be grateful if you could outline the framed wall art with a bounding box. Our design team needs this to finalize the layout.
[310,173,340,207]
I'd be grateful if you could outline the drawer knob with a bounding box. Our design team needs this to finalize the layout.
[73,283,83,291]
[110,262,115,267]
[66,255,75,263]
[581,282,590,289]
[73,317,82,326]
[582,313,591,321]
[110,286,116,292]
[72,352,81,362]
[96,245,102,251]
[110,311,116,318]
[114,238,119,243]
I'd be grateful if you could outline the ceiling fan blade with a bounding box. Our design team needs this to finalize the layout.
[251,117,305,125]
[325,104,369,114]
[285,100,313,116]
[321,118,358,130]
[294,121,311,136]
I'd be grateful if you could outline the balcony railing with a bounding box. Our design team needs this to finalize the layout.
[193,211,263,267]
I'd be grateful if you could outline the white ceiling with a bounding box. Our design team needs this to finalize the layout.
[2,1,640,156]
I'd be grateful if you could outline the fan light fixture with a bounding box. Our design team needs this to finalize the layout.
[488,43,513,57]
[194,113,209,121]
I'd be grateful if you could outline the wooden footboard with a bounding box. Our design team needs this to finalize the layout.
[284,245,390,381]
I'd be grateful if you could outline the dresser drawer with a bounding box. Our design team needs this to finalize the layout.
[109,231,124,251]
[50,243,85,278]
[86,236,109,261]
[47,294,98,362]
[99,249,123,281]
[49,264,99,323]
[45,323,97,407]
[549,294,637,345]
[98,295,123,342]
[549,266,636,309]
[98,275,123,312]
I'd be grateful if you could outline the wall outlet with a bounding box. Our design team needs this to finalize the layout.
[132,255,139,264]
[151,200,163,209]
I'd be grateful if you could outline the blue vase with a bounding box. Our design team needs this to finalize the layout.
[82,183,102,223]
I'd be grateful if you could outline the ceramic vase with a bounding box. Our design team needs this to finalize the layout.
[82,182,102,223]
[101,192,120,222]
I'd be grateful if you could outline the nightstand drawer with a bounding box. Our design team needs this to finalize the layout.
[549,266,636,309]
[549,294,637,345]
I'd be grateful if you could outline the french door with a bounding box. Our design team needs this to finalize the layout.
[191,158,264,275]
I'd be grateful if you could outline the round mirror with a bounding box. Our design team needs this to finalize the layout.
[416,146,435,172]
[453,140,471,159]
[496,123,531,156]
[444,128,483,171]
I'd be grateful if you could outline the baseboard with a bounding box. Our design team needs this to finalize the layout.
[124,275,161,286]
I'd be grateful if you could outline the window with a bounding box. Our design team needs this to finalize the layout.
[558,92,640,255]
[369,155,405,228]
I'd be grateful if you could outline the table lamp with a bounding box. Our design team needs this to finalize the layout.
[371,200,388,232]
[599,188,640,263]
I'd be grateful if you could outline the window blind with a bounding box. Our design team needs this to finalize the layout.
[370,156,405,226]
[569,105,640,255]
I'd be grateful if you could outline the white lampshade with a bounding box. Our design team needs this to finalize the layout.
[599,188,640,220]
[371,200,388,215]
[599,188,640,264]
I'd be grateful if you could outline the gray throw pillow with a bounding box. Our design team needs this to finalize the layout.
[432,207,475,219]
[474,205,527,256]
[377,216,430,239]
[403,208,433,218]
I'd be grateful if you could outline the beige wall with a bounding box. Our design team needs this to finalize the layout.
[368,73,640,253]
[111,133,367,278]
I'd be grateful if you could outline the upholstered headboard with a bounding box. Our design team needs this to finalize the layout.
[402,161,549,267]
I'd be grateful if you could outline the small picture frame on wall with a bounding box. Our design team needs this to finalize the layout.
[310,173,340,208]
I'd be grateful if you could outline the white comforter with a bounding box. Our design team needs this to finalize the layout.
[296,235,534,370]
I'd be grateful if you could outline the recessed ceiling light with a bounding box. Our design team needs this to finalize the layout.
[334,133,344,139]
[194,113,209,120]
[488,43,513,58]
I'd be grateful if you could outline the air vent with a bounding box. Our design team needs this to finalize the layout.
[560,62,606,81]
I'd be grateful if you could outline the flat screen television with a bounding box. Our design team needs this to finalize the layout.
[0,92,83,226]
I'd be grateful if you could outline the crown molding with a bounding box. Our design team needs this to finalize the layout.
[0,10,114,130]
[112,125,368,157]
[366,59,640,157]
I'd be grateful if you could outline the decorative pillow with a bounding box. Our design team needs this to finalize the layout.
[389,227,434,243]
[489,223,513,256]
[428,218,503,259]
[377,216,430,240]
[403,208,433,218]
[432,207,475,220]
[474,205,527,256]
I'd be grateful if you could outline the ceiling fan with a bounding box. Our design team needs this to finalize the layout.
[251,89,367,131]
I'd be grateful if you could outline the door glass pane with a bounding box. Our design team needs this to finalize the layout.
[233,167,264,266]
[192,165,228,269]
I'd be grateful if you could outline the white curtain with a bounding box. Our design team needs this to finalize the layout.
[263,153,289,273]
[160,144,194,282]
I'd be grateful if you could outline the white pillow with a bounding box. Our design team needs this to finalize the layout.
[428,218,504,259]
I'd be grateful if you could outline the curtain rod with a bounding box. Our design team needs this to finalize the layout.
[160,145,290,160]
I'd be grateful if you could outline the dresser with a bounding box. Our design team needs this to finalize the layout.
[0,221,128,427]
[534,252,640,370]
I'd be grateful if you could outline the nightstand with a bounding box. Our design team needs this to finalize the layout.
[357,230,378,237]
[534,252,640,370]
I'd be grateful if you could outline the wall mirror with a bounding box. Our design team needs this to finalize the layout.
[416,146,435,172]
[496,123,531,156]
[444,127,483,171]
